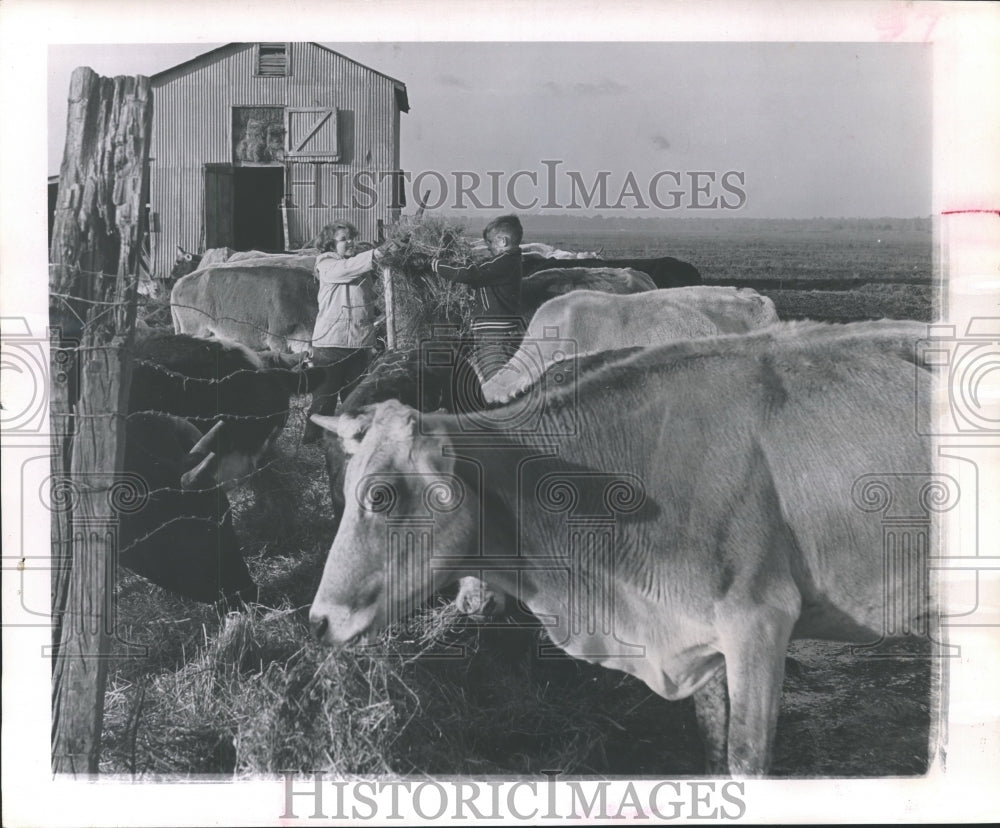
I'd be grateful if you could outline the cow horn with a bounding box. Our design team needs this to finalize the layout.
[189,419,225,457]
[180,451,218,490]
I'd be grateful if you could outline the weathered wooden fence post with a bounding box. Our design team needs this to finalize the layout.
[381,265,428,351]
[380,192,431,352]
[49,66,152,776]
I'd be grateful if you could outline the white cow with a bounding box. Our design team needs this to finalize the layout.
[308,319,931,776]
[483,286,779,403]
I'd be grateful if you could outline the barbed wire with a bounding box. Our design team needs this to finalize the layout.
[51,296,319,350]
[51,511,239,560]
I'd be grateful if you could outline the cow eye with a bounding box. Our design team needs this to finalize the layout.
[359,479,397,513]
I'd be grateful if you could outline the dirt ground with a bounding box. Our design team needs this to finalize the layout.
[756,283,934,323]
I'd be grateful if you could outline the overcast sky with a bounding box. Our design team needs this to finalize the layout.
[48,41,932,218]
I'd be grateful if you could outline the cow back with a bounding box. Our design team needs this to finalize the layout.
[170,265,318,353]
[130,334,293,453]
[522,254,702,289]
[483,321,929,592]
[520,267,655,321]
[482,287,777,403]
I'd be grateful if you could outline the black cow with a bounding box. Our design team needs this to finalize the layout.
[120,412,256,604]
[521,254,702,290]
[519,266,656,321]
[130,333,325,490]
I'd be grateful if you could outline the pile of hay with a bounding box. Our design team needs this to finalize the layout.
[378,214,477,273]
[373,216,482,338]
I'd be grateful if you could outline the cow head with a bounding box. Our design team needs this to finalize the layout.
[179,418,284,491]
[170,245,202,280]
[308,400,479,649]
[175,359,325,491]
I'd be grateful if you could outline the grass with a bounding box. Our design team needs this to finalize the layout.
[100,222,936,778]
[530,221,933,286]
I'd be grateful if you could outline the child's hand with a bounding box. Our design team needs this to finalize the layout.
[409,253,431,271]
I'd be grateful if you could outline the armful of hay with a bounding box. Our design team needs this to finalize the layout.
[370,216,481,335]
[378,216,476,274]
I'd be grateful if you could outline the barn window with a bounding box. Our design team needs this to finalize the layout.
[233,107,286,164]
[285,108,339,160]
[256,43,289,77]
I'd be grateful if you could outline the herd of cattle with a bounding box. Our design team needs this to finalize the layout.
[119,242,931,775]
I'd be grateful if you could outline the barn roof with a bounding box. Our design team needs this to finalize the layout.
[151,42,409,112]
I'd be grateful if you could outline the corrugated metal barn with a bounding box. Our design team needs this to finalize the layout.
[148,42,408,278]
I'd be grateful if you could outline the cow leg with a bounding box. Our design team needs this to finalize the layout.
[720,607,797,776]
[692,665,729,775]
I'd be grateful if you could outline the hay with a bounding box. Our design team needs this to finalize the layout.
[379,214,477,272]
[371,215,482,338]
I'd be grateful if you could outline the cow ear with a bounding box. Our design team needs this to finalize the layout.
[311,410,374,455]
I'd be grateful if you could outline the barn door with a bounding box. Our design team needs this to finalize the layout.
[233,167,284,252]
[204,163,234,249]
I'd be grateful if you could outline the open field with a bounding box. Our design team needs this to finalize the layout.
[102,221,938,777]
[526,219,936,321]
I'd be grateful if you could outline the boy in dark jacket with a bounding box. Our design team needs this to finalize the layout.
[427,214,525,383]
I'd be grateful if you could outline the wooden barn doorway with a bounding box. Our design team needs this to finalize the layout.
[204,163,285,252]
[233,167,284,252]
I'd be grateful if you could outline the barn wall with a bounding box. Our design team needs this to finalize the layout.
[149,42,403,277]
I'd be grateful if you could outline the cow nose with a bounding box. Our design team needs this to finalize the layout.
[310,613,329,643]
